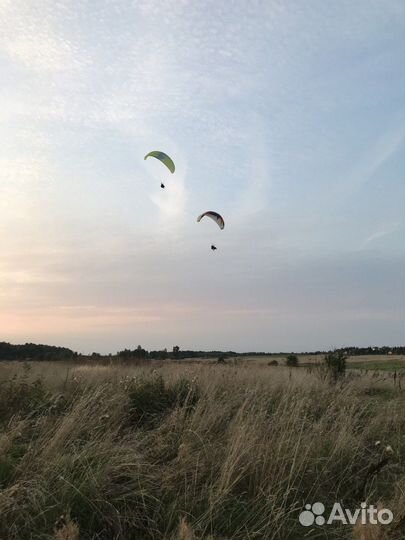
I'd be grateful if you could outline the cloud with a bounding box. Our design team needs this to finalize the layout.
[347,124,404,192]
[0,1,87,72]
[360,223,401,249]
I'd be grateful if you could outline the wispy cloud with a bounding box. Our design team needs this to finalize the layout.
[0,1,87,72]
[345,124,404,193]
[360,223,401,249]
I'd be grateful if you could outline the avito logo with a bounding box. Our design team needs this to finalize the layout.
[299,502,393,527]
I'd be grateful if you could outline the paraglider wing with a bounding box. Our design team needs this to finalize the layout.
[144,151,175,174]
[197,211,225,230]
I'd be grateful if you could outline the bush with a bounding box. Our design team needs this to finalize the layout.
[324,350,347,382]
[169,377,200,408]
[0,377,49,424]
[285,354,299,367]
[128,376,200,428]
[128,376,170,427]
[268,360,279,366]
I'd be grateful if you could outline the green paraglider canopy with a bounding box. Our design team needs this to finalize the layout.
[144,150,175,174]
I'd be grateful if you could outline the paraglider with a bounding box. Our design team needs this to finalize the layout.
[144,151,175,174]
[197,211,225,251]
[144,150,174,190]
[143,149,228,254]
[196,211,225,230]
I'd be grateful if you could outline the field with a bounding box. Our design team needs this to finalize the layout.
[230,354,405,371]
[0,359,403,540]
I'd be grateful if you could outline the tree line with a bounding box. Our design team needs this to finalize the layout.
[0,342,77,361]
[115,346,239,361]
[0,341,403,362]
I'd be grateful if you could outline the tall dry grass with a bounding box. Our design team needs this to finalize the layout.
[0,361,403,539]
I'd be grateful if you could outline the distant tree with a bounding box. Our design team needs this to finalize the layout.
[324,350,347,382]
[117,348,131,359]
[172,345,180,359]
[117,346,148,362]
[154,348,168,360]
[0,341,76,361]
[133,345,147,359]
[286,354,299,367]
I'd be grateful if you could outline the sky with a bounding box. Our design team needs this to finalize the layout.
[0,0,403,354]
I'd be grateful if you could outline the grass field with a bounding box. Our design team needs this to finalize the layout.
[205,354,405,373]
[0,359,403,539]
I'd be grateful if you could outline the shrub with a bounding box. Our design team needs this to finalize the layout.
[0,377,49,424]
[285,354,299,367]
[128,376,171,427]
[324,350,347,382]
[128,376,200,428]
[169,377,200,408]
